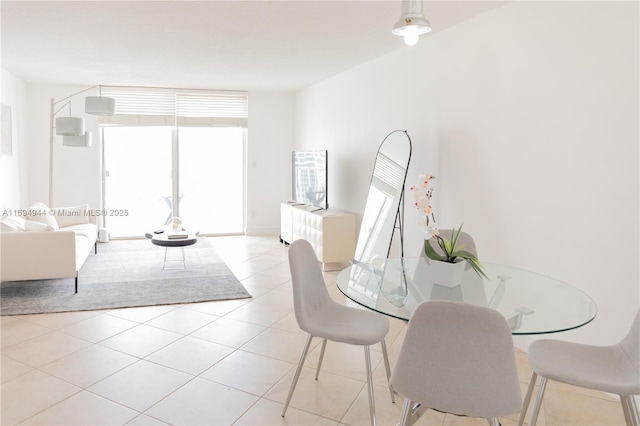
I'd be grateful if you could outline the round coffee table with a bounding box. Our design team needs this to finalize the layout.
[145,230,198,270]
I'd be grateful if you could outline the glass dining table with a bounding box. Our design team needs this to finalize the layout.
[337,257,597,335]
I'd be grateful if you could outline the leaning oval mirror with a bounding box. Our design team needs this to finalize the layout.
[353,130,412,264]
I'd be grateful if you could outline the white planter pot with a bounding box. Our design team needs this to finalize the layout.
[430,259,466,287]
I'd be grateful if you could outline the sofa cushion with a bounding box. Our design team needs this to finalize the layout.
[27,202,59,231]
[53,204,90,228]
[64,223,97,239]
[0,216,26,232]
[24,220,54,232]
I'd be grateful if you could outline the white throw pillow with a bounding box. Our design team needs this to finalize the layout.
[0,216,26,232]
[24,219,53,232]
[26,202,59,231]
[53,204,90,228]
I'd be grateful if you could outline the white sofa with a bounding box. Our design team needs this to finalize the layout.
[0,203,98,293]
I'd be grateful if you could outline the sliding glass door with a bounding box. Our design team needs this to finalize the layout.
[178,127,244,234]
[103,126,244,238]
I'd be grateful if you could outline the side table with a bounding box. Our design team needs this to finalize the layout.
[145,230,199,270]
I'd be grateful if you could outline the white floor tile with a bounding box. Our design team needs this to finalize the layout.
[99,324,183,358]
[1,355,33,384]
[190,317,266,348]
[1,370,81,425]
[144,336,234,375]
[2,331,92,368]
[200,349,294,396]
[58,313,138,343]
[235,398,339,425]
[145,307,218,335]
[20,390,138,425]
[241,328,319,364]
[88,360,193,412]
[40,344,138,388]
[225,300,292,327]
[0,319,54,350]
[145,377,259,425]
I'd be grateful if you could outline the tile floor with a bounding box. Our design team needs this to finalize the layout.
[0,235,629,425]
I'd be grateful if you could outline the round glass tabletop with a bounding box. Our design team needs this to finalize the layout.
[337,257,597,335]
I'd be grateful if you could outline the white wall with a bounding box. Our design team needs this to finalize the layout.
[246,92,295,235]
[294,1,639,347]
[0,69,28,212]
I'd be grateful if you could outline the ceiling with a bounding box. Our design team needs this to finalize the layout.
[1,1,507,92]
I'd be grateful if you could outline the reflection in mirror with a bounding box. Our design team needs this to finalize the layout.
[353,130,412,264]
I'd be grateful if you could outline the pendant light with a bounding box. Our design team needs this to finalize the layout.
[392,0,432,46]
[63,131,92,147]
[85,85,116,115]
[55,116,84,136]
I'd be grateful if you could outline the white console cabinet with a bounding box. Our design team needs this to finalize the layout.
[280,203,356,265]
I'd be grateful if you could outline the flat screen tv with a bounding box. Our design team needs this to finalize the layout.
[292,150,328,210]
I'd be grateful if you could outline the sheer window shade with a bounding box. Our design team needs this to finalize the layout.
[99,87,248,127]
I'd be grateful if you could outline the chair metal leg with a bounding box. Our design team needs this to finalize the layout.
[315,338,327,380]
[381,339,395,403]
[629,395,640,426]
[527,376,547,426]
[398,398,412,426]
[488,417,500,426]
[282,334,314,417]
[519,372,538,425]
[364,345,376,425]
[622,395,632,426]
[622,394,640,426]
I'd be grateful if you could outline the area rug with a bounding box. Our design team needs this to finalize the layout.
[0,237,251,316]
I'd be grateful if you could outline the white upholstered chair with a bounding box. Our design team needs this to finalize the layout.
[281,239,394,425]
[390,300,522,426]
[519,310,640,426]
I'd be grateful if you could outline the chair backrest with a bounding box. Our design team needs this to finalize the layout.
[390,300,521,418]
[620,310,640,375]
[288,239,335,334]
[425,229,478,258]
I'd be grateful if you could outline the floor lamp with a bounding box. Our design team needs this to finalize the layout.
[48,85,115,206]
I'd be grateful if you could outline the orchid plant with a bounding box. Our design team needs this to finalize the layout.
[409,174,487,279]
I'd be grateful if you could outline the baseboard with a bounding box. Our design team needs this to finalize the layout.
[244,227,280,236]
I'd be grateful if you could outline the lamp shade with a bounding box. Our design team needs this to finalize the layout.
[55,117,84,136]
[392,16,431,36]
[63,132,92,147]
[85,96,116,115]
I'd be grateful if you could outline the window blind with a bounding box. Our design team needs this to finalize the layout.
[99,86,248,127]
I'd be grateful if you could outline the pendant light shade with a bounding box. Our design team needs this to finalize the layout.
[63,131,92,147]
[85,96,116,115]
[55,117,85,136]
[392,0,432,46]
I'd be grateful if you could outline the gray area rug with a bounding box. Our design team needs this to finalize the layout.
[1,237,251,316]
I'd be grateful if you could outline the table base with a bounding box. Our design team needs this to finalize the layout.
[163,246,187,270]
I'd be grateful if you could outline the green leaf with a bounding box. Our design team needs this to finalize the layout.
[451,249,477,261]
[466,258,488,279]
[450,224,464,252]
[424,239,446,261]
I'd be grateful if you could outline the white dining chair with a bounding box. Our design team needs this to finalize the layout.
[281,239,395,425]
[519,310,640,426]
[390,300,522,426]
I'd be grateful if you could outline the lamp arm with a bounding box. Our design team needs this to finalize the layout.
[52,84,101,107]
[52,100,72,118]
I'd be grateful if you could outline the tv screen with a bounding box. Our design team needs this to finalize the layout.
[292,150,328,210]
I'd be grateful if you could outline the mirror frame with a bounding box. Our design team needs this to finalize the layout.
[353,130,412,264]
